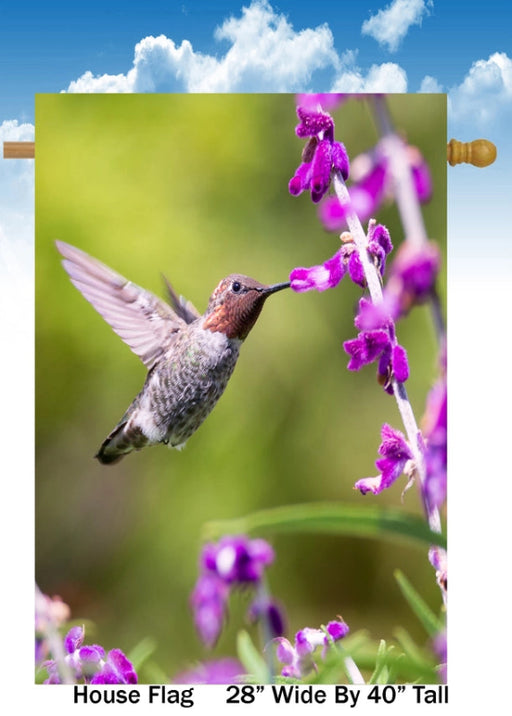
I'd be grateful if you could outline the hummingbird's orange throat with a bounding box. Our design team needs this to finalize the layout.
[202,281,290,340]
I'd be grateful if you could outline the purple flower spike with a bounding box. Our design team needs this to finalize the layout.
[355,424,413,495]
[289,104,349,204]
[91,649,138,685]
[64,626,84,654]
[36,593,72,665]
[43,626,137,685]
[319,160,387,231]
[370,223,393,255]
[319,144,431,232]
[326,619,350,642]
[202,535,274,584]
[432,630,447,684]
[190,573,229,649]
[319,195,349,231]
[344,297,409,390]
[368,223,393,275]
[77,645,105,678]
[248,596,286,638]
[331,142,350,181]
[288,162,311,196]
[290,250,345,293]
[347,251,365,287]
[311,139,334,202]
[354,297,390,331]
[192,535,280,647]
[344,329,390,371]
[386,241,441,318]
[391,344,409,382]
[275,637,296,666]
[408,145,432,202]
[422,354,447,510]
[274,617,349,679]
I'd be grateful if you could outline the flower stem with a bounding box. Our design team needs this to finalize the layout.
[342,649,366,685]
[256,580,276,683]
[332,173,383,305]
[371,95,446,342]
[332,171,442,538]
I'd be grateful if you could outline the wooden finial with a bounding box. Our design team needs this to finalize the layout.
[3,141,35,159]
[447,138,497,168]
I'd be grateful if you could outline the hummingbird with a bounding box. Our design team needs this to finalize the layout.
[55,241,290,464]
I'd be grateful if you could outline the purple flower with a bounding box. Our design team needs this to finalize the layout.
[355,424,413,495]
[91,649,138,684]
[386,241,441,319]
[296,94,348,112]
[35,592,71,664]
[64,625,85,653]
[344,329,390,370]
[289,105,349,204]
[274,618,349,679]
[421,352,447,509]
[429,545,447,598]
[43,626,137,685]
[295,105,335,141]
[433,630,447,684]
[191,535,282,648]
[408,144,432,201]
[173,658,245,684]
[367,222,393,276]
[290,222,391,294]
[319,144,431,231]
[202,535,274,583]
[290,250,345,293]
[190,573,229,649]
[320,161,387,230]
[344,298,409,392]
[248,595,286,638]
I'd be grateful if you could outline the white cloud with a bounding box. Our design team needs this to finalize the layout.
[0,121,34,350]
[67,70,133,93]
[65,1,339,94]
[0,118,34,142]
[419,75,443,93]
[331,61,408,92]
[448,52,512,127]
[361,0,433,52]
[0,120,35,249]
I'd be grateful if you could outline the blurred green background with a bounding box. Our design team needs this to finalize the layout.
[35,94,446,680]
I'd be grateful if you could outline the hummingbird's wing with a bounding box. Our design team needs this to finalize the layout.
[56,241,189,370]
[162,274,201,324]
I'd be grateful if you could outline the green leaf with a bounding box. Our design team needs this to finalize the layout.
[203,502,446,550]
[392,627,439,683]
[394,570,444,636]
[236,630,270,684]
[308,646,349,685]
[368,639,388,685]
[127,636,157,671]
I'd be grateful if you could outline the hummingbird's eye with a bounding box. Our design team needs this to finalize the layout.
[231,280,242,294]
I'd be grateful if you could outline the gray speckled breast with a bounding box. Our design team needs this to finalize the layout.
[131,327,242,446]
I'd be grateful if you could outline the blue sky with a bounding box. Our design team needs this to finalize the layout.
[1,0,510,279]
[1,0,511,706]
[1,0,510,116]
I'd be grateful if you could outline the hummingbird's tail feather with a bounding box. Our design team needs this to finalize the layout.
[95,421,149,465]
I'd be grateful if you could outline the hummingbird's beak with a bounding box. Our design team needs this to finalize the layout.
[260,281,291,296]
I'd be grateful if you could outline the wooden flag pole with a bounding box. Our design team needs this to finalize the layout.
[3,141,35,159]
[2,139,497,166]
